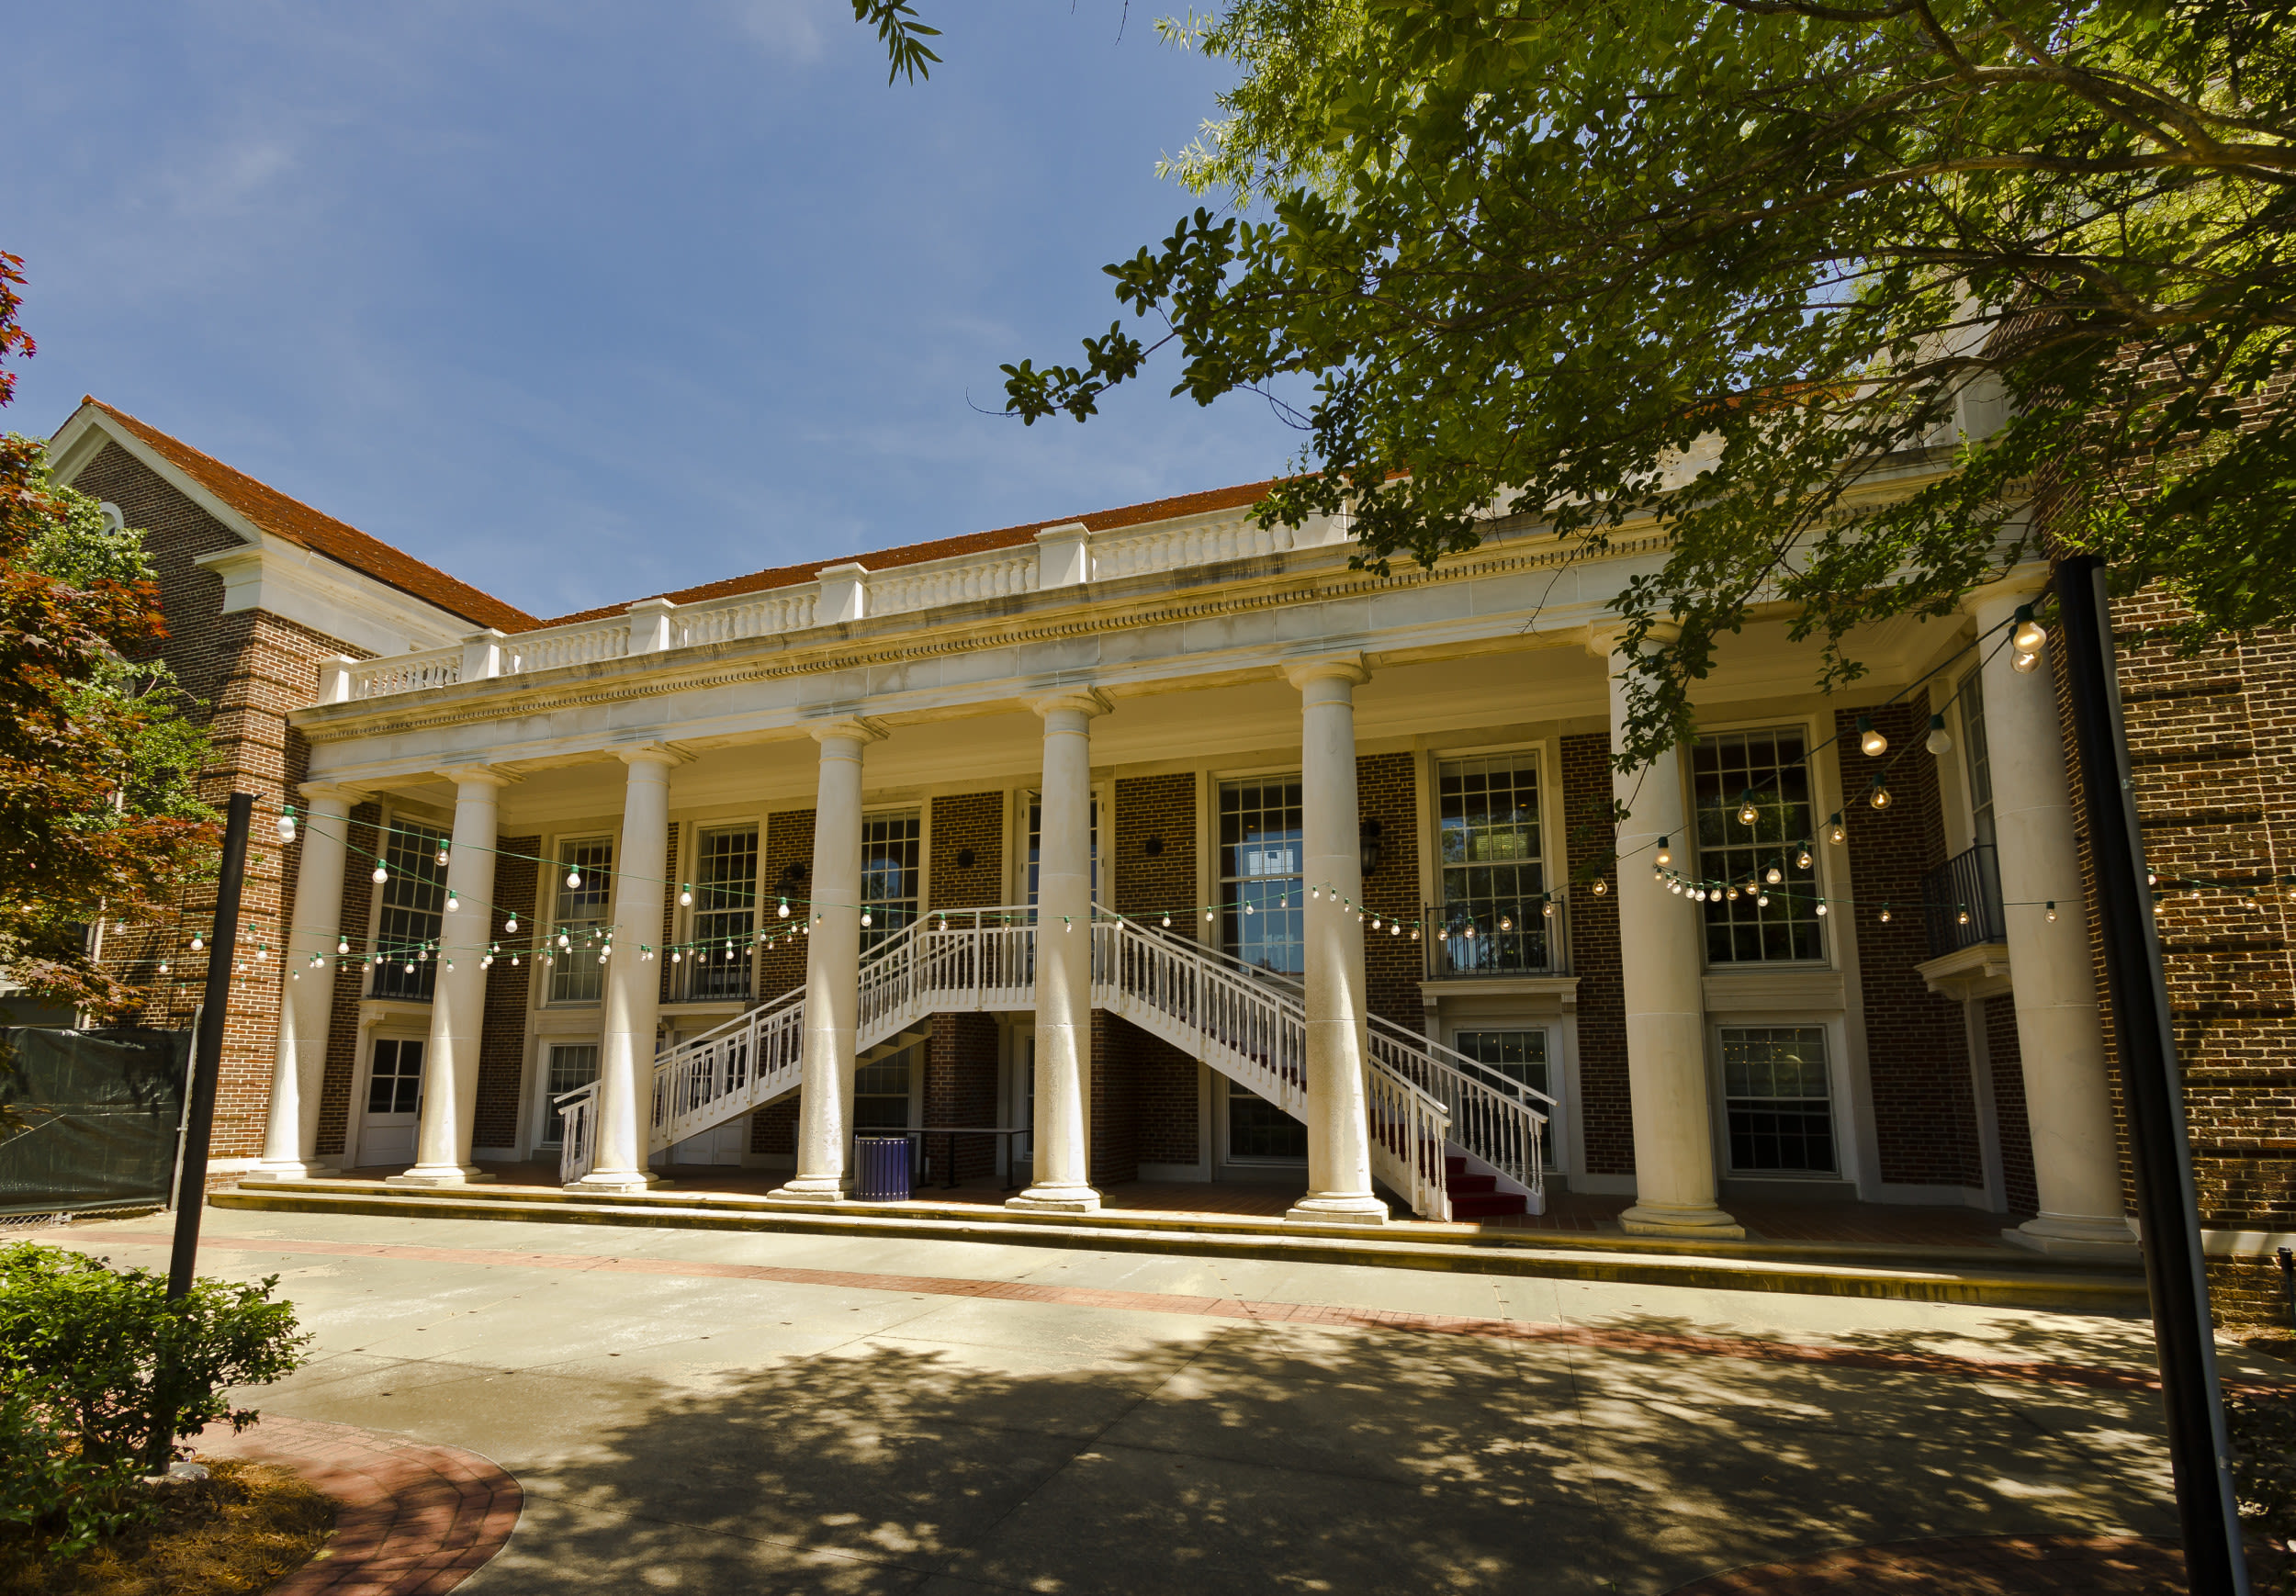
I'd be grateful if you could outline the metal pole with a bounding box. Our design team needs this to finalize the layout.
[167,792,253,1300]
[2054,556,2248,1594]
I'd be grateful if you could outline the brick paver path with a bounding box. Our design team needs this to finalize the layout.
[194,1411,521,1595]
[1665,1535,2187,1593]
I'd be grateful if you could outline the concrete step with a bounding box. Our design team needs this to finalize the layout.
[213,1180,2149,1312]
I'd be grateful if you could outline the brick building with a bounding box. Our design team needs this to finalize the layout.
[53,397,2296,1294]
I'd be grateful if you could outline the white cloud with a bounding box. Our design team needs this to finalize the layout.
[729,0,832,64]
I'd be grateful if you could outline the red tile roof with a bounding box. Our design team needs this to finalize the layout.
[76,397,1282,640]
[80,399,543,635]
[533,477,1280,629]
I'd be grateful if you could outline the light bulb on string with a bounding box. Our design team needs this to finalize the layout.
[1541,902,1555,917]
[1592,878,1608,895]
[2012,650,2041,674]
[445,894,459,913]
[2045,902,2059,923]
[436,845,450,866]
[1797,846,1813,870]
[672,950,682,963]
[680,885,692,906]
[1956,906,1970,926]
[505,916,519,934]
[1827,815,1846,846]
[1161,914,1171,927]
[1670,882,1683,895]
[1205,910,1214,922]
[1925,714,1953,757]
[1869,781,1893,812]
[567,870,582,889]
[1727,886,1739,901]
[1756,893,1769,907]
[1878,905,1892,923]
[337,938,349,954]
[190,934,203,950]
[1244,902,1254,916]
[276,809,297,844]
[1858,717,1887,757]
[1500,916,1513,931]
[861,912,872,927]
[1765,864,1783,884]
[777,899,790,918]
[1736,791,1760,827]
[1655,838,1671,867]
[2012,606,2048,655]
[373,866,388,884]
[1815,902,1829,916]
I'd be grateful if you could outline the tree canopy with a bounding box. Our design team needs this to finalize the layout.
[1002,0,2296,766]
[0,252,213,1020]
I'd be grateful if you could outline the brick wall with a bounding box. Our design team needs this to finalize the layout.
[69,441,375,1161]
[1356,752,1422,1028]
[1089,1008,1138,1185]
[657,823,680,1002]
[315,804,382,1158]
[1113,773,1195,918]
[1134,1028,1201,1167]
[922,1011,1000,1181]
[929,792,1004,911]
[1984,993,2037,1214]
[474,837,539,1150]
[1840,695,1984,1187]
[1561,733,1633,1175]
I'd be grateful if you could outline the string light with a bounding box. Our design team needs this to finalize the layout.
[1869,780,1893,812]
[445,894,459,913]
[373,865,388,884]
[2012,605,2048,654]
[1737,791,1760,826]
[680,885,692,906]
[1815,903,1829,916]
[276,808,297,844]
[567,870,582,889]
[436,845,450,865]
[1878,905,1892,923]
[1926,714,1953,756]
[1592,878,1607,895]
[778,899,790,918]
[1161,914,1172,927]
[1765,864,1783,884]
[1858,717,1887,757]
[190,934,203,950]
[1655,837,1671,866]
[2012,648,2042,674]
[1828,815,1846,846]
[1796,846,1813,870]
[2045,901,2058,922]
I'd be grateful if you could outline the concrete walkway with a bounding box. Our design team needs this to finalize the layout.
[42,1206,2277,1594]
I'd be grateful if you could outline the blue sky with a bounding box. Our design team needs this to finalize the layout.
[4,2,1300,619]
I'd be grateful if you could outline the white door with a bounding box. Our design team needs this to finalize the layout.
[670,1120,748,1165]
[356,1039,424,1167]
[538,1043,600,1150]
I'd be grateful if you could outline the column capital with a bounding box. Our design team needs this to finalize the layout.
[1282,652,1369,691]
[1957,561,2053,620]
[438,765,518,790]
[1584,619,1681,660]
[297,781,367,807]
[1029,686,1112,721]
[613,741,691,769]
[808,716,887,747]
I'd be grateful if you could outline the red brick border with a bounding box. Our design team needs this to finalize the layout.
[194,1412,521,1596]
[1664,1535,2186,1594]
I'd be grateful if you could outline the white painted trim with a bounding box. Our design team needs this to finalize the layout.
[192,542,465,659]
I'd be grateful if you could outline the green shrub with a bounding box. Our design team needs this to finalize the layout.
[0,1240,310,1558]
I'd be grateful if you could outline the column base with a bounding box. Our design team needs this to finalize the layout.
[2002,1213,2141,1263]
[1618,1201,1745,1241]
[767,1176,849,1204]
[567,1170,666,1196]
[241,1160,328,1184]
[384,1164,496,1187]
[1007,1184,1102,1214]
[1286,1194,1389,1227]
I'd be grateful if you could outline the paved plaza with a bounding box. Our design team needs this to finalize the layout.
[43,1206,2272,1593]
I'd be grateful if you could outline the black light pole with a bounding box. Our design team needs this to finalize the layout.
[2054,556,2248,1594]
[167,791,253,1300]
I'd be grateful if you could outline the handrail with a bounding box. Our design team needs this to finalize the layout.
[562,900,1544,1219]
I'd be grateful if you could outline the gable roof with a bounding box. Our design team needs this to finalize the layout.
[70,399,541,635]
[535,477,1280,629]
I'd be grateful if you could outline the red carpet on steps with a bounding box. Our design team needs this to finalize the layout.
[1444,1155,1527,1219]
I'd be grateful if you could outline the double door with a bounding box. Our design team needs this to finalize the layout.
[356,1039,424,1166]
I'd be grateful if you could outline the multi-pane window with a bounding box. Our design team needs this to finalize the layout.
[548,837,614,1004]
[1436,754,1551,974]
[1721,1027,1836,1174]
[861,811,921,952]
[540,1043,599,1146]
[1227,1085,1306,1161]
[853,1051,914,1130]
[371,821,446,1000]
[1024,794,1100,905]
[1220,778,1303,976]
[685,826,759,1000]
[366,1039,424,1114]
[1959,670,1996,848]
[1692,729,1823,963]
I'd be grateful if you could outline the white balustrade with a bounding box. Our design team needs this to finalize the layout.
[556,1083,598,1185]
[349,646,462,700]
[591,905,1539,1220]
[502,618,631,675]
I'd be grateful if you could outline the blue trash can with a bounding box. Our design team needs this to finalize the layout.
[853,1134,912,1201]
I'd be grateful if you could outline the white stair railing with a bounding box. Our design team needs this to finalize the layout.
[554,905,1545,1220]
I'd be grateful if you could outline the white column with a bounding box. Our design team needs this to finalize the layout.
[571,747,679,1193]
[771,720,884,1202]
[1964,568,2136,1257]
[392,768,511,1186]
[1283,658,1388,1226]
[1009,690,1110,1213]
[1601,629,1743,1238]
[248,782,361,1181]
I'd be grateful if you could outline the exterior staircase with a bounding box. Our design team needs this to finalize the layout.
[556,906,1553,1221]
[1444,1155,1529,1220]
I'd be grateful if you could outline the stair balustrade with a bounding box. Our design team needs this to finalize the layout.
[555,905,1547,1219]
